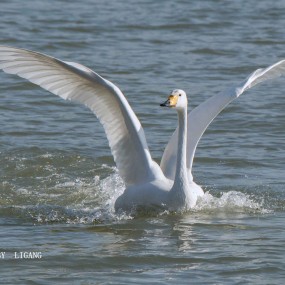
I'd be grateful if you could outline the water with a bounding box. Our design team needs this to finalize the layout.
[1,0,285,284]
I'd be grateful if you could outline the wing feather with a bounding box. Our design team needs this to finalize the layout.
[161,60,285,181]
[0,45,160,186]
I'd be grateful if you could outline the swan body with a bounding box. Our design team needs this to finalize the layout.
[0,45,285,212]
[115,90,204,211]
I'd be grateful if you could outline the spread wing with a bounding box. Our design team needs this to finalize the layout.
[161,59,285,181]
[0,45,161,186]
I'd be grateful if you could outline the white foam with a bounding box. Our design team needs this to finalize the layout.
[194,190,269,214]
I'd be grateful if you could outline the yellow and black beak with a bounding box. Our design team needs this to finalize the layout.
[160,95,178,108]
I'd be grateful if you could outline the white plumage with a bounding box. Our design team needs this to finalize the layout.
[0,45,284,212]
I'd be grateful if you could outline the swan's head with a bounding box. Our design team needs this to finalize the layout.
[160,89,187,109]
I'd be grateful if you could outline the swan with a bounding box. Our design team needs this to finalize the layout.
[0,45,285,212]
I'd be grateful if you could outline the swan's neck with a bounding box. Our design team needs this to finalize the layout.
[172,107,188,190]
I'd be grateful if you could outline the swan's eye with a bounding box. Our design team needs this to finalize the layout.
[179,94,182,97]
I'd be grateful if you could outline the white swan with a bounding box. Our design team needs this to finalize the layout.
[0,45,285,212]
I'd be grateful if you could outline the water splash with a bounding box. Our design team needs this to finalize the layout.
[194,191,269,214]
[24,170,132,224]
[0,149,273,224]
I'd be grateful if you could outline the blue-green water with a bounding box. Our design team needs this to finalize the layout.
[1,0,285,284]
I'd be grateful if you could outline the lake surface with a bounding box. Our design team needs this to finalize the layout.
[1,0,285,284]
